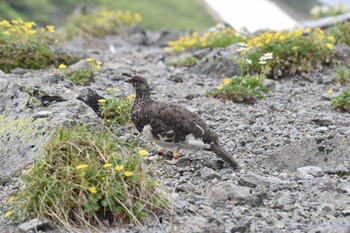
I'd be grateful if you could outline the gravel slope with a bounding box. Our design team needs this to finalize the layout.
[0,30,349,233]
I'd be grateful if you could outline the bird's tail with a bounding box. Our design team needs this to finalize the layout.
[210,143,240,170]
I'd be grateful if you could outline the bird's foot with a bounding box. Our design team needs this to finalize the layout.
[165,152,180,165]
[145,149,165,161]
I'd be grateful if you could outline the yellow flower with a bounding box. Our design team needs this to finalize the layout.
[98,98,107,103]
[95,65,101,70]
[115,165,124,171]
[24,22,35,29]
[58,64,66,69]
[292,46,298,51]
[7,196,15,204]
[5,211,12,217]
[279,35,286,41]
[0,20,10,26]
[86,58,94,63]
[46,25,55,33]
[11,20,19,24]
[327,36,334,41]
[105,87,111,91]
[223,78,230,85]
[134,13,142,23]
[315,27,324,35]
[127,94,135,100]
[103,163,113,168]
[138,149,148,157]
[124,171,132,177]
[326,43,333,49]
[3,31,11,36]
[240,51,247,56]
[217,85,223,91]
[327,89,333,95]
[294,29,302,37]
[76,164,88,170]
[88,187,97,193]
[96,60,102,65]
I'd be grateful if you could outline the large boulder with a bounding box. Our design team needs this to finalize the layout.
[0,73,103,181]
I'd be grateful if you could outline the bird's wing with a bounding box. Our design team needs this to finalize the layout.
[145,103,213,143]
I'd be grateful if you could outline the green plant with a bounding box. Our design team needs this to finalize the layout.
[328,21,350,47]
[334,64,350,85]
[10,126,167,230]
[331,90,350,112]
[0,19,57,73]
[166,56,199,68]
[207,75,268,103]
[246,28,333,75]
[69,69,95,85]
[58,58,102,85]
[60,9,142,40]
[98,89,134,127]
[309,4,348,19]
[207,50,271,103]
[167,27,247,52]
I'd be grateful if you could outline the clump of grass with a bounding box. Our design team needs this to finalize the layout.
[309,4,348,19]
[166,56,199,68]
[331,90,350,112]
[328,21,350,47]
[98,88,134,127]
[0,19,57,73]
[61,9,142,40]
[58,58,102,85]
[207,49,270,103]
[334,64,350,85]
[167,26,246,52]
[207,75,268,103]
[245,28,333,75]
[10,126,166,230]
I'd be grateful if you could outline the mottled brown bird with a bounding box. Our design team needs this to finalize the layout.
[126,75,240,169]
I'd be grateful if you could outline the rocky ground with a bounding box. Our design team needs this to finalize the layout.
[0,28,350,233]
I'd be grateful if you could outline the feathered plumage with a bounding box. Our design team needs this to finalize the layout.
[126,75,240,170]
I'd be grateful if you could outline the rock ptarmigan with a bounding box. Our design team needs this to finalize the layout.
[126,75,240,170]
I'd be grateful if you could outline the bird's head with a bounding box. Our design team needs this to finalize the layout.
[125,75,151,98]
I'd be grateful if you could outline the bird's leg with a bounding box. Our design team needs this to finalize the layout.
[166,151,180,165]
[145,149,165,161]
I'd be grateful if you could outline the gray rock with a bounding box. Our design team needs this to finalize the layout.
[317,203,335,212]
[0,75,102,179]
[297,166,324,180]
[263,79,277,92]
[192,44,241,78]
[338,181,350,196]
[271,191,294,208]
[69,59,90,70]
[239,173,287,188]
[316,126,329,133]
[265,137,350,173]
[206,181,252,203]
[18,219,52,233]
[342,207,350,216]
[200,167,221,180]
[11,67,27,75]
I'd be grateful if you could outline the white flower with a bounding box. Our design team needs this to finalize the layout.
[238,42,247,47]
[263,52,273,60]
[258,59,267,65]
[246,59,252,64]
[310,5,321,15]
[320,5,330,13]
[237,47,248,52]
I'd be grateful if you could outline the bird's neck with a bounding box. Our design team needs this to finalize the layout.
[135,91,152,104]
